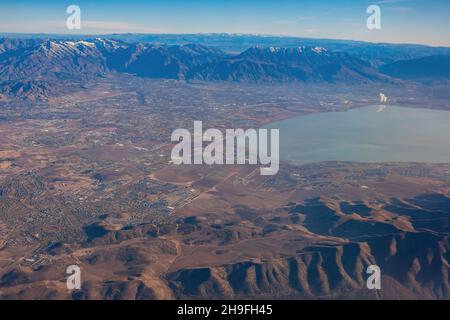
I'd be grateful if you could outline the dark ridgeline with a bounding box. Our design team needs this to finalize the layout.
[380,55,450,80]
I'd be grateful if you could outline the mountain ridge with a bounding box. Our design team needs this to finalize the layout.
[0,37,449,100]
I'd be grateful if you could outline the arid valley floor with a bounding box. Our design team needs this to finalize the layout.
[0,75,449,299]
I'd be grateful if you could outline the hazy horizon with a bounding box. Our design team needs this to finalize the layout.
[0,0,449,47]
[1,31,449,49]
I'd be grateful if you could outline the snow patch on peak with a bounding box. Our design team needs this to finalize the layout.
[269,46,280,53]
[77,40,95,47]
[312,46,327,53]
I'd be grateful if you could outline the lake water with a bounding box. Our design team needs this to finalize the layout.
[264,105,450,165]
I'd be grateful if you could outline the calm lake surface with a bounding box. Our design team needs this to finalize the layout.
[264,105,450,165]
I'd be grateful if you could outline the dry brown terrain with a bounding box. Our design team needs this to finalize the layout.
[0,77,449,300]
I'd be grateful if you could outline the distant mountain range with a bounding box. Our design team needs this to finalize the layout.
[0,38,108,100]
[191,46,388,83]
[4,33,450,65]
[0,36,449,100]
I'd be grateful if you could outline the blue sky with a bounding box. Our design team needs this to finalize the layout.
[0,0,449,46]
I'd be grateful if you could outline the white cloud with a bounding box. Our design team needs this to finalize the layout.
[303,28,318,35]
[298,16,315,21]
[81,21,169,33]
[0,20,169,34]
[375,0,411,4]
[387,6,416,12]
[272,20,297,26]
